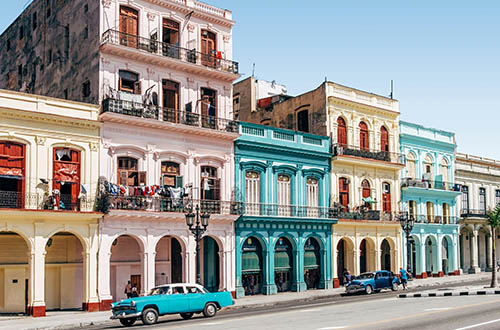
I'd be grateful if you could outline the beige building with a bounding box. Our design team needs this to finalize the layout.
[0,90,101,316]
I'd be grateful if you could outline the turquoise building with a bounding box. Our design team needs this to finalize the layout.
[234,123,336,298]
[399,121,461,278]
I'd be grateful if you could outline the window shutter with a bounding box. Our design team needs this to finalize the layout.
[134,81,142,95]
[139,171,147,185]
[119,171,127,186]
[175,175,183,188]
[214,179,220,200]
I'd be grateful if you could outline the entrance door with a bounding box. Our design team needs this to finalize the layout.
[130,275,141,295]
[202,237,220,292]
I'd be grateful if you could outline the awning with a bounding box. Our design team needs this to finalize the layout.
[274,251,291,270]
[242,251,261,273]
[362,197,377,204]
[304,250,319,270]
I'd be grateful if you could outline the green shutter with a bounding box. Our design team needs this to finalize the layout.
[242,251,261,273]
[274,251,291,270]
[175,175,183,188]
[304,250,319,269]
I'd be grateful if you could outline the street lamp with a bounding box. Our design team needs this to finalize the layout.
[185,204,210,285]
[398,211,415,274]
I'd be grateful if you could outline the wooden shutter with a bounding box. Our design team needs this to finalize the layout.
[133,81,142,95]
[380,126,389,152]
[337,117,347,146]
[139,171,147,185]
[359,122,369,150]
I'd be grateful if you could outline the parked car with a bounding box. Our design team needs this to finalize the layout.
[110,283,234,327]
[345,271,399,295]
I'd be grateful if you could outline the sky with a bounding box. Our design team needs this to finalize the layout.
[2,1,499,160]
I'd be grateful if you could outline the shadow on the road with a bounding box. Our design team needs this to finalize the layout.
[105,315,208,329]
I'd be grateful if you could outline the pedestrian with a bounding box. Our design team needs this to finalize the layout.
[249,275,255,295]
[131,284,139,297]
[124,280,132,298]
[399,267,409,291]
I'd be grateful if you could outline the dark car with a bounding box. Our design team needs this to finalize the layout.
[345,271,399,295]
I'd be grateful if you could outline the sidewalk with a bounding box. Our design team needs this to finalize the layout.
[0,273,494,330]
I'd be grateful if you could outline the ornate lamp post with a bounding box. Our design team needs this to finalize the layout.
[398,211,415,274]
[185,204,210,285]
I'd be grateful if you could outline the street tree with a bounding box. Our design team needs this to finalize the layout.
[486,205,500,288]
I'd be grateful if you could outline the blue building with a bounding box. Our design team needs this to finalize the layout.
[400,121,461,278]
[234,123,336,298]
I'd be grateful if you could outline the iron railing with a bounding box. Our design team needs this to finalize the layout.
[101,29,239,74]
[401,178,461,191]
[106,195,242,215]
[0,190,95,212]
[330,208,399,221]
[102,98,239,133]
[239,203,334,219]
[332,143,405,164]
[413,214,460,224]
[460,209,487,218]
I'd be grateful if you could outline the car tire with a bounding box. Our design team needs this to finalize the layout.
[391,282,399,291]
[142,308,158,325]
[203,302,218,318]
[119,319,136,327]
[365,285,373,295]
[180,312,194,320]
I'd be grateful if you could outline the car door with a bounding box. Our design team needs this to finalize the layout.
[374,272,386,289]
[170,285,189,313]
[186,286,207,312]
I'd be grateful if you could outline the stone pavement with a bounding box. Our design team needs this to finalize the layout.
[0,272,495,330]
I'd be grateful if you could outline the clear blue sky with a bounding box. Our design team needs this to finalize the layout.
[2,1,499,160]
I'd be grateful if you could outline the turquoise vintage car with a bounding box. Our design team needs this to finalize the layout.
[345,271,400,295]
[110,283,234,327]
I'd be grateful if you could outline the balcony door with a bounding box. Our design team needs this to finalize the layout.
[201,166,220,201]
[201,29,216,67]
[53,148,81,210]
[382,182,391,212]
[162,19,180,58]
[339,177,349,210]
[0,141,25,208]
[119,6,138,47]
[162,80,179,123]
[359,122,369,151]
[337,117,347,146]
[380,126,389,152]
[200,88,217,129]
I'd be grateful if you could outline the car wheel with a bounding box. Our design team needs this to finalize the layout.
[365,285,373,295]
[391,282,399,291]
[142,308,158,325]
[119,319,136,327]
[180,312,194,320]
[203,302,217,318]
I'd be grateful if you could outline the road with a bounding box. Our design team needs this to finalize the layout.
[84,282,500,330]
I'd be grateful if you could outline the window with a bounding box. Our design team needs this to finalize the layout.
[161,162,181,188]
[162,80,180,121]
[442,203,449,224]
[361,179,371,209]
[6,39,11,51]
[119,6,138,47]
[380,126,389,152]
[496,190,500,207]
[117,157,145,186]
[426,202,434,223]
[409,200,417,219]
[163,19,179,45]
[18,64,23,77]
[359,121,369,150]
[119,70,140,94]
[424,155,433,182]
[84,26,88,39]
[479,188,486,213]
[306,177,319,217]
[82,80,91,98]
[201,166,220,200]
[200,88,217,128]
[245,171,260,215]
[48,49,52,64]
[32,12,37,30]
[19,25,24,40]
[186,286,203,294]
[440,158,449,188]
[84,4,88,13]
[277,174,291,216]
[337,117,347,146]
[233,95,240,120]
[63,89,68,100]
[406,152,416,179]
[461,186,469,213]
[201,29,216,67]
[0,141,26,209]
[339,177,349,209]
[297,110,309,133]
[53,148,81,210]
[382,182,391,212]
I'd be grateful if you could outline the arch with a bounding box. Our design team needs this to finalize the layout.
[239,232,269,252]
[240,160,267,173]
[337,116,347,146]
[361,179,371,202]
[424,235,438,275]
[336,237,355,284]
[359,237,376,273]
[303,236,321,289]
[441,235,452,274]
[201,235,221,292]
[380,125,389,152]
[240,235,264,295]
[155,235,185,285]
[408,234,420,276]
[197,155,225,168]
[406,151,417,179]
[274,236,294,292]
[0,228,32,251]
[45,228,88,252]
[113,145,147,160]
[158,151,188,164]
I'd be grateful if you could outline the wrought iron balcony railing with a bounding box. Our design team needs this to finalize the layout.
[101,29,239,74]
[240,203,334,219]
[0,190,95,212]
[330,208,398,221]
[102,98,239,133]
[104,195,241,215]
[401,178,461,191]
[460,209,487,218]
[332,143,405,164]
[413,214,460,224]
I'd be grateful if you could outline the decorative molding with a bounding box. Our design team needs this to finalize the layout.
[187,24,195,32]
[102,0,112,8]
[89,142,99,152]
[35,136,46,145]
[147,12,156,21]
[223,35,231,43]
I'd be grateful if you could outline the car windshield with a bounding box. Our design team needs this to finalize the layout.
[356,273,374,279]
[149,286,169,296]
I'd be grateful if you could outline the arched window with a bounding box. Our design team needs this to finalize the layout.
[201,166,220,200]
[424,155,433,182]
[442,203,449,224]
[337,117,347,146]
[382,182,391,212]
[245,171,260,215]
[306,177,319,217]
[359,121,369,150]
[361,179,371,209]
[440,158,449,188]
[339,177,349,209]
[161,161,181,188]
[380,126,389,152]
[426,202,434,223]
[53,148,81,210]
[277,174,291,216]
[119,6,138,47]
[406,152,416,179]
[409,200,417,219]
[0,141,26,208]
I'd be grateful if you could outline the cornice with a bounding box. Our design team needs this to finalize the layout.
[328,96,400,119]
[235,140,332,161]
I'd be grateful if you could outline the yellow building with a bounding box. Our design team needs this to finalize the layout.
[0,90,101,316]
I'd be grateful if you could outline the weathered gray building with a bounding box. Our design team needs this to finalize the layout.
[0,0,100,104]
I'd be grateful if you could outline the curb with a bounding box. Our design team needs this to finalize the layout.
[399,290,500,298]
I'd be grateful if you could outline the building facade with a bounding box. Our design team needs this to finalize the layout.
[455,153,500,273]
[399,121,461,278]
[0,89,101,316]
[234,122,335,297]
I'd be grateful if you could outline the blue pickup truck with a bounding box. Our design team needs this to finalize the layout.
[111,283,234,327]
[345,271,399,295]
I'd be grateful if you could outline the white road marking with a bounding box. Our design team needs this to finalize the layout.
[299,308,323,312]
[316,327,347,330]
[424,307,452,311]
[454,318,500,330]
[202,321,226,326]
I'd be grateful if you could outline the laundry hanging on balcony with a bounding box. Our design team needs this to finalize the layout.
[53,162,80,183]
[362,197,377,204]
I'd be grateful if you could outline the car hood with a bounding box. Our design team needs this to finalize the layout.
[113,296,155,306]
[349,279,368,286]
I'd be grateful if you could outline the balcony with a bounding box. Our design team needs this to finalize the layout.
[104,195,241,216]
[0,190,95,212]
[102,98,239,133]
[332,144,405,165]
[460,209,487,218]
[101,30,239,77]
[401,178,461,192]
[240,203,334,219]
[413,214,460,225]
[331,208,399,221]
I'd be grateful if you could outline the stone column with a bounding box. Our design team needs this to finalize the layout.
[434,236,443,277]
[375,247,381,271]
[84,224,99,312]
[142,251,156,295]
[418,241,427,278]
[469,229,481,273]
[262,239,277,295]
[354,248,360,276]
[29,236,46,317]
[292,246,306,292]
[98,250,113,310]
[486,234,493,271]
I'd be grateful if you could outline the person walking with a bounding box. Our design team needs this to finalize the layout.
[131,284,139,297]
[399,267,409,290]
[124,280,132,298]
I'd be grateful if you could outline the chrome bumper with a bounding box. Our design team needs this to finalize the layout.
[346,285,364,293]
[110,311,141,319]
